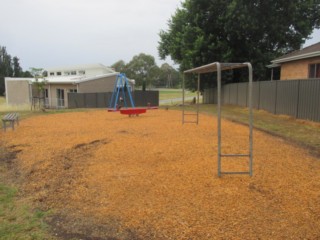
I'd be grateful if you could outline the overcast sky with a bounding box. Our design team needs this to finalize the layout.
[0,0,319,71]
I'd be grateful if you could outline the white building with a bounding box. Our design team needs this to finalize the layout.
[5,63,135,108]
[45,63,115,77]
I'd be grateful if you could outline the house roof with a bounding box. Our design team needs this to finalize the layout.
[44,76,82,84]
[271,42,320,64]
[5,73,136,85]
[75,72,119,83]
[45,63,115,73]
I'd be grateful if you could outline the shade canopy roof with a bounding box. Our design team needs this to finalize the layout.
[184,62,251,74]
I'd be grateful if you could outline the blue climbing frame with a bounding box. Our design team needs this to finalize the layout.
[109,73,135,110]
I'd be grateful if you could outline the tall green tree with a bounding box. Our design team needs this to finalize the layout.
[111,60,127,73]
[13,57,23,77]
[156,63,181,88]
[158,0,320,89]
[0,46,13,95]
[0,45,27,95]
[125,53,157,90]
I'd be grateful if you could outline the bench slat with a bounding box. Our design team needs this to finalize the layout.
[2,113,19,131]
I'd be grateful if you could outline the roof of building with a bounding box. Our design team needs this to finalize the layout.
[75,72,119,83]
[271,42,320,64]
[45,63,115,73]
[5,73,135,85]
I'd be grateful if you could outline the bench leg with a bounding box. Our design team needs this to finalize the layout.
[2,120,6,132]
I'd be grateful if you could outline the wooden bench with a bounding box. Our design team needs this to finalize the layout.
[2,113,19,131]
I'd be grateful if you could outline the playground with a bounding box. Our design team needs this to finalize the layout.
[2,109,320,239]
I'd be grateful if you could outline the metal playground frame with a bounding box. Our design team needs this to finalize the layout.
[182,62,253,177]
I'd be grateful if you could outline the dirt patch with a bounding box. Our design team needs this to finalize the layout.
[46,214,140,240]
[0,144,28,164]
[1,110,320,239]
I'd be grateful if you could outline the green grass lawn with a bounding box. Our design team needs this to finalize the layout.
[0,97,5,105]
[0,133,55,239]
[0,165,54,240]
[0,186,50,240]
[158,88,197,100]
[172,104,320,155]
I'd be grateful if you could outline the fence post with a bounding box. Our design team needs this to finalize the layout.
[296,80,301,118]
[258,81,260,110]
[274,81,278,114]
[228,84,231,104]
[246,82,248,107]
[236,83,239,106]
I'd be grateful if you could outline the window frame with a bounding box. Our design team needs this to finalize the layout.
[309,63,320,78]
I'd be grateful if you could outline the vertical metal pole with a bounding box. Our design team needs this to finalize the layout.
[121,75,128,108]
[49,84,52,108]
[124,74,135,108]
[247,63,253,177]
[110,74,119,108]
[182,74,185,124]
[197,74,200,124]
[217,63,221,177]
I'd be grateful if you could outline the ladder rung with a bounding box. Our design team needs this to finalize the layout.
[220,172,250,175]
[220,154,250,157]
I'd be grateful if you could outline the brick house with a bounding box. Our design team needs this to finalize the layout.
[268,42,320,80]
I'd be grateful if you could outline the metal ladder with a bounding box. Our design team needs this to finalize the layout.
[217,65,253,177]
[182,62,253,177]
[182,74,200,125]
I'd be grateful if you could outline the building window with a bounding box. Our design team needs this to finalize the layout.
[50,72,54,76]
[79,70,85,75]
[69,89,77,93]
[309,63,320,78]
[64,71,70,75]
[70,71,77,75]
[57,72,62,76]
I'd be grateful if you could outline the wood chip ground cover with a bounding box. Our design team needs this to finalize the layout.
[1,109,320,239]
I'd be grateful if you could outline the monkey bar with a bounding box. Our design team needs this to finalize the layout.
[183,62,253,177]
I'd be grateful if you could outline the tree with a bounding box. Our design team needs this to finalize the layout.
[158,0,320,89]
[13,57,23,77]
[125,53,157,90]
[0,46,14,95]
[0,46,13,77]
[111,60,127,73]
[30,67,47,97]
[0,45,28,95]
[156,63,181,88]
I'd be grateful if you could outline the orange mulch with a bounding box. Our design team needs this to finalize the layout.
[1,109,320,239]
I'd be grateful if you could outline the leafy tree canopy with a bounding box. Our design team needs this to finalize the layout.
[30,67,47,97]
[125,53,156,88]
[112,54,182,89]
[111,60,127,73]
[0,45,28,95]
[158,0,320,89]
